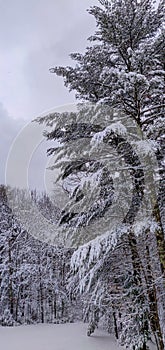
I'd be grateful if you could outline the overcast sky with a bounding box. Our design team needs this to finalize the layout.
[0,0,97,186]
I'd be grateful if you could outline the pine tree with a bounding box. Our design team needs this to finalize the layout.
[36,0,165,348]
[49,0,165,276]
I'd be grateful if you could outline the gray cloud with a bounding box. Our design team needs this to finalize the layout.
[0,0,96,119]
[0,103,24,184]
[0,0,97,187]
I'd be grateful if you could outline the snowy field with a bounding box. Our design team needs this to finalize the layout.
[0,323,122,350]
[0,322,157,350]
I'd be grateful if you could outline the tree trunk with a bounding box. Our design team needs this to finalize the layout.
[145,242,164,350]
[8,240,14,317]
[153,202,165,279]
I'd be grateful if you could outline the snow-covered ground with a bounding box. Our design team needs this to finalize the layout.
[0,322,157,350]
[0,323,122,350]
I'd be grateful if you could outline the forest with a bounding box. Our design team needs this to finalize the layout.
[0,1,165,349]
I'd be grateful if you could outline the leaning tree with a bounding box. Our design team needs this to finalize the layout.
[36,1,165,348]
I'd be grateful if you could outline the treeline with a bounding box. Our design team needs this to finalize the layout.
[0,186,80,326]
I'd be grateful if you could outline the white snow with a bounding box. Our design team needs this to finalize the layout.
[0,322,157,350]
[0,322,123,350]
[91,122,127,147]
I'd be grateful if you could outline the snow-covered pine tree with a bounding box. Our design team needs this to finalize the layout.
[51,0,165,277]
[36,0,165,348]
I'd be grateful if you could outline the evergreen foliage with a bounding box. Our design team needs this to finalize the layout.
[36,1,165,349]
